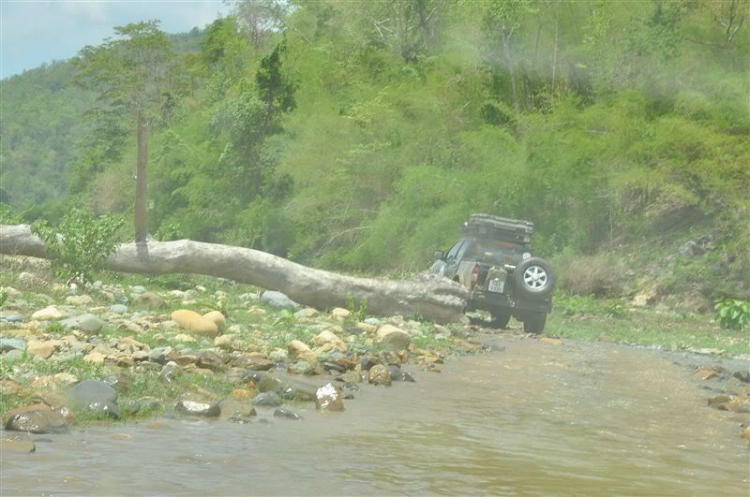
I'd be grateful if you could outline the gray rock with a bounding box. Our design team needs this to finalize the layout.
[67,380,118,411]
[273,408,302,420]
[131,285,147,294]
[0,338,26,353]
[175,400,221,417]
[3,350,24,363]
[261,291,300,310]
[87,401,120,419]
[60,314,103,334]
[3,314,24,323]
[252,392,282,407]
[108,304,128,314]
[389,365,416,382]
[364,317,382,327]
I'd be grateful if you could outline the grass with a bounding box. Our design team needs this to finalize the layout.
[545,305,749,355]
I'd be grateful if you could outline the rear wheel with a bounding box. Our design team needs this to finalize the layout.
[523,314,547,334]
[489,313,511,329]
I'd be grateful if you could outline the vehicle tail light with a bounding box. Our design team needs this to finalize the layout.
[470,263,481,290]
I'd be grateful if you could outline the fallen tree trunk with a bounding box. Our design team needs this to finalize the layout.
[0,225,467,323]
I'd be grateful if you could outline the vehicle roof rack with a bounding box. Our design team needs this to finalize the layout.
[463,213,534,243]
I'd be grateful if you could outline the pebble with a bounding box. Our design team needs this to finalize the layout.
[261,291,300,310]
[60,314,104,334]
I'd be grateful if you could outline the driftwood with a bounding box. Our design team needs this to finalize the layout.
[0,225,467,322]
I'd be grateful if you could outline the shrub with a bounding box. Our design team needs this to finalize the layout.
[556,254,628,297]
[715,299,750,330]
[31,207,124,286]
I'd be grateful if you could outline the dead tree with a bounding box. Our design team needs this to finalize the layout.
[0,224,467,323]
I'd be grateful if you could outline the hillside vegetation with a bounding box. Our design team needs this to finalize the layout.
[1,0,748,305]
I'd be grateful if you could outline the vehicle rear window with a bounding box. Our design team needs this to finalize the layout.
[465,238,526,264]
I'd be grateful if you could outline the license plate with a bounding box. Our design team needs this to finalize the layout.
[488,279,505,293]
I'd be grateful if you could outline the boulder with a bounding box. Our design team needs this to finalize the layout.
[312,330,347,353]
[261,291,300,310]
[315,383,345,412]
[67,380,119,418]
[203,311,226,332]
[31,306,63,321]
[252,392,282,407]
[26,340,58,360]
[0,338,26,353]
[287,340,312,359]
[60,314,104,334]
[175,400,221,417]
[171,310,219,337]
[3,404,73,434]
[83,351,107,365]
[375,325,411,350]
[368,364,392,386]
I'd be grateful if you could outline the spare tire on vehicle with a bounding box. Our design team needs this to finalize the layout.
[512,257,555,300]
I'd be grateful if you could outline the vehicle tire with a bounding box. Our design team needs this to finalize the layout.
[489,313,511,329]
[512,257,555,300]
[523,314,547,334]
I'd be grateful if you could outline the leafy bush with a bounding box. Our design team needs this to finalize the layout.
[556,253,628,297]
[0,290,8,307]
[31,207,124,285]
[555,294,601,316]
[715,299,750,330]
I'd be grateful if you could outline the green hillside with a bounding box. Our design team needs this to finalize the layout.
[1,0,748,303]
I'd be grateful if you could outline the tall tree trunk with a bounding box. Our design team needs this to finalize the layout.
[0,225,468,323]
[501,29,522,117]
[551,8,559,91]
[135,113,149,243]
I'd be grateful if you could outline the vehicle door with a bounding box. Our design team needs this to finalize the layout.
[442,239,468,280]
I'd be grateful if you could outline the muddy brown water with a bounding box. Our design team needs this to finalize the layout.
[2,336,749,496]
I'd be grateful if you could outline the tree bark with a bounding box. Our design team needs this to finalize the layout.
[135,113,149,243]
[501,29,522,117]
[0,225,468,323]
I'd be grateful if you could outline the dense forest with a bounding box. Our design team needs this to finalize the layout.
[1,0,748,301]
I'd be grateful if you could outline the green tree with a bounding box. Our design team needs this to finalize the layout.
[74,21,175,242]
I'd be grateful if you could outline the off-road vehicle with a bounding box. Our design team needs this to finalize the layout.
[430,214,555,333]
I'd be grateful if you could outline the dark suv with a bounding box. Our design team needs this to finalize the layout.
[430,214,555,333]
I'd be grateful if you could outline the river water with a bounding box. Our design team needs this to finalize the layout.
[3,336,749,496]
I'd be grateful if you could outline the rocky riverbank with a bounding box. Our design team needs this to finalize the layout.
[1,256,748,445]
[1,259,489,435]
